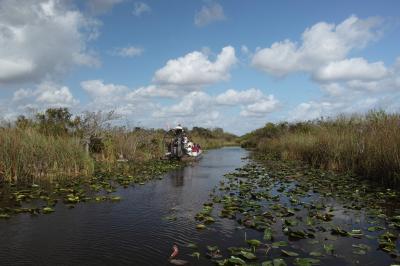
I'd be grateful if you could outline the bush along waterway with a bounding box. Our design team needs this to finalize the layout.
[0,147,399,266]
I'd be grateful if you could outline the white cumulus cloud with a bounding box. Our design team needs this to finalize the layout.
[194,2,226,27]
[0,0,100,84]
[153,46,237,87]
[216,88,264,105]
[81,79,129,99]
[240,95,280,117]
[132,2,151,17]
[12,81,79,109]
[252,15,382,77]
[153,91,212,118]
[111,46,144,57]
[313,58,388,82]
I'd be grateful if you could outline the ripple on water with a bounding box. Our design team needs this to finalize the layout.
[0,147,249,266]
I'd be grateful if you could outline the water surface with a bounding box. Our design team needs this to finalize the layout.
[0,147,248,265]
[1,147,399,266]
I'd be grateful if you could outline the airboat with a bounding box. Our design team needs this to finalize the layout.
[162,125,203,161]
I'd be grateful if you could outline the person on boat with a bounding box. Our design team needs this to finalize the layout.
[192,144,196,153]
[174,124,183,135]
[193,143,199,153]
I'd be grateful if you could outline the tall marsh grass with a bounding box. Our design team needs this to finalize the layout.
[107,128,165,162]
[0,128,93,184]
[0,108,239,184]
[242,111,400,186]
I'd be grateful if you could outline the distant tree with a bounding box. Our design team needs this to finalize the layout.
[15,115,33,129]
[75,110,118,154]
[36,108,74,136]
[191,126,212,138]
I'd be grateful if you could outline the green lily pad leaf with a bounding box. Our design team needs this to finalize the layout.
[288,229,309,239]
[293,258,320,266]
[196,224,206,230]
[281,249,299,257]
[186,243,198,249]
[0,213,11,219]
[272,241,288,248]
[240,250,257,260]
[246,239,261,247]
[228,256,246,265]
[352,244,371,251]
[309,251,323,257]
[349,229,363,238]
[110,196,121,202]
[273,258,287,266]
[323,244,334,254]
[206,245,219,252]
[331,226,349,236]
[264,227,273,241]
[284,219,298,226]
[189,252,200,259]
[262,261,273,266]
[352,249,367,255]
[367,226,385,232]
[42,207,54,214]
[163,215,177,221]
[204,216,215,224]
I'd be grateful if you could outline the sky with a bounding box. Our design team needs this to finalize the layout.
[0,0,399,135]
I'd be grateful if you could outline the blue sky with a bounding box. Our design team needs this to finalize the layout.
[0,0,399,134]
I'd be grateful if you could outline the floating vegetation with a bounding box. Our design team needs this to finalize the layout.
[42,207,54,214]
[192,159,400,265]
[0,160,183,220]
[196,224,206,230]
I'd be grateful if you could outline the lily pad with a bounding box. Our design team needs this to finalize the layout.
[367,225,385,232]
[206,245,219,252]
[240,250,257,260]
[309,251,323,257]
[186,243,198,249]
[293,258,320,266]
[42,207,54,214]
[264,227,273,241]
[323,244,334,254]
[196,224,206,230]
[228,256,246,265]
[110,196,121,201]
[272,258,287,266]
[272,241,288,248]
[0,213,11,219]
[189,252,200,259]
[281,249,299,257]
[246,239,261,247]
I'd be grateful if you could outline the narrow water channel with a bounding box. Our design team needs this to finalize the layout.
[0,147,248,266]
[1,147,399,266]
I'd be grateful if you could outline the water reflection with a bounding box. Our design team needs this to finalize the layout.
[170,168,185,187]
[0,147,248,266]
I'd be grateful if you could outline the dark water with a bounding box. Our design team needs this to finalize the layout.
[0,147,248,266]
[0,147,398,266]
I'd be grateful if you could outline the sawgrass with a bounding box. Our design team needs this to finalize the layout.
[0,128,93,184]
[241,111,400,186]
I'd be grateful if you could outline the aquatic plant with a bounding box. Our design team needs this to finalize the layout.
[193,161,400,265]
